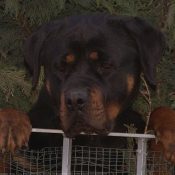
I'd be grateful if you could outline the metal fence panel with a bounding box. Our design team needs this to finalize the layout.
[0,129,174,175]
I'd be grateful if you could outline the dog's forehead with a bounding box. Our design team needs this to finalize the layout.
[47,15,135,63]
[54,16,107,49]
[62,15,129,46]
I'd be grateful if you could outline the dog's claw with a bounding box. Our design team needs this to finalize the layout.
[15,149,20,155]
[22,142,29,150]
[2,148,6,154]
[155,136,159,145]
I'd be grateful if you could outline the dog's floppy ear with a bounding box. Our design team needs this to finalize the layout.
[123,17,165,87]
[24,21,62,89]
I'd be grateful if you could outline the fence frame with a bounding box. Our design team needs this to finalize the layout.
[31,128,155,175]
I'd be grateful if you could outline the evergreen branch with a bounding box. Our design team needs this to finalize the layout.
[0,68,32,98]
[139,74,152,134]
[18,12,33,36]
[0,4,5,9]
[0,51,8,61]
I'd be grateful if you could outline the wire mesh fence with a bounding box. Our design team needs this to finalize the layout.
[147,151,175,175]
[71,146,137,174]
[0,130,174,175]
[0,147,63,174]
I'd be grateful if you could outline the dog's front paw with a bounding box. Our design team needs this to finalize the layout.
[0,108,31,153]
[149,106,175,164]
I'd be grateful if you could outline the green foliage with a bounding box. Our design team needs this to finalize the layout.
[0,0,175,114]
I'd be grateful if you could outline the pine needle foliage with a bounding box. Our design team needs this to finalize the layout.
[0,0,175,114]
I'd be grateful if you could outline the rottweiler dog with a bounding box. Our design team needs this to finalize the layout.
[0,14,165,157]
[25,14,165,150]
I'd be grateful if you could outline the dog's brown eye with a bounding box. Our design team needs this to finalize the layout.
[53,63,66,72]
[101,63,112,69]
[58,65,65,71]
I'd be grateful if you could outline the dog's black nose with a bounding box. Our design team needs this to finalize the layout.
[65,90,88,110]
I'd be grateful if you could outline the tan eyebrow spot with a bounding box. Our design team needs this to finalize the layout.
[66,54,75,63]
[90,52,98,60]
[126,75,135,94]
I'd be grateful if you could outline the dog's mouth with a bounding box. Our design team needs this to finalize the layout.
[60,106,110,137]
[63,120,110,138]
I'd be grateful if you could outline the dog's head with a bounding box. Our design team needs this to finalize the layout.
[24,14,164,137]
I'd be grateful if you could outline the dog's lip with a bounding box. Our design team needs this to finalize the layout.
[74,119,107,130]
[63,120,111,137]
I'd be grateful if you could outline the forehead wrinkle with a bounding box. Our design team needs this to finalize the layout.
[66,20,105,47]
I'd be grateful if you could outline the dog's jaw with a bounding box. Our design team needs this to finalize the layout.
[62,120,112,138]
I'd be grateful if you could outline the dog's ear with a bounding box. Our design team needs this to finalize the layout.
[24,21,62,89]
[123,17,165,87]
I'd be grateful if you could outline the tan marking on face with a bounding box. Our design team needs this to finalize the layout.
[60,92,73,132]
[90,52,98,60]
[126,75,135,94]
[90,87,103,105]
[66,54,75,63]
[61,87,106,131]
[60,92,66,120]
[45,79,51,95]
[106,103,121,120]
[87,88,106,124]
